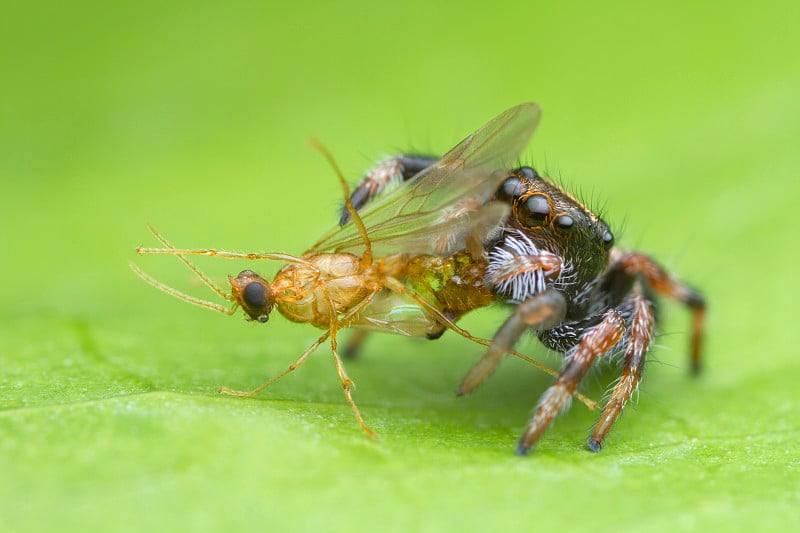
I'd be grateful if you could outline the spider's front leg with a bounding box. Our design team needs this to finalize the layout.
[517,310,626,455]
[457,288,567,395]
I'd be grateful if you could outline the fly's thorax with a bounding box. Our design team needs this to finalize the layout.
[271,253,371,327]
[406,252,493,317]
[494,168,615,291]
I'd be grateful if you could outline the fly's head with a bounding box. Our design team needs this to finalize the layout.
[229,270,275,323]
[496,167,615,287]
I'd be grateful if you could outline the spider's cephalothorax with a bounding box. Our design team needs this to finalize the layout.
[488,166,613,316]
[345,156,705,455]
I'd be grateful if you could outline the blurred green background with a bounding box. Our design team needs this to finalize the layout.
[1,1,798,531]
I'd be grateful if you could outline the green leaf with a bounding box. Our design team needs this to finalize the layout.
[1,1,798,531]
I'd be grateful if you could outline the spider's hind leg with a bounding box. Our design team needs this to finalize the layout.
[339,154,438,225]
[605,251,706,374]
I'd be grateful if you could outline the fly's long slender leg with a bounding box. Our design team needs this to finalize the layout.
[339,154,438,225]
[517,309,626,455]
[221,288,379,398]
[457,289,566,395]
[310,138,375,268]
[615,252,706,373]
[336,154,440,353]
[132,245,313,312]
[319,279,383,438]
[220,331,330,397]
[381,276,597,410]
[144,224,232,301]
[587,291,655,452]
[131,226,245,314]
[330,340,378,439]
[136,247,315,268]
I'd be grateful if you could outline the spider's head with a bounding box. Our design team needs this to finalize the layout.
[496,166,615,279]
[229,270,275,323]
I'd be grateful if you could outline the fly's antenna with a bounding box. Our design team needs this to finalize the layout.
[144,224,231,301]
[129,260,237,316]
[131,225,237,315]
[309,138,373,267]
[133,225,316,315]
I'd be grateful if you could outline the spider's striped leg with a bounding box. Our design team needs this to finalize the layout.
[587,290,655,452]
[517,309,625,455]
[339,154,438,225]
[606,252,706,373]
[457,289,566,395]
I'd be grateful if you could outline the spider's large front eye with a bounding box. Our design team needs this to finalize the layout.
[519,194,551,227]
[496,176,526,202]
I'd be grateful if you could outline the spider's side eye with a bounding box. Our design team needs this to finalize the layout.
[496,176,526,202]
[603,230,615,249]
[555,215,575,233]
[519,194,551,227]
[517,166,539,180]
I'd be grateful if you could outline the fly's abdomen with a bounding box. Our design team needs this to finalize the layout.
[406,252,494,318]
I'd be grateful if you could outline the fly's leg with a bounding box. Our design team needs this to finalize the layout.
[339,154,438,225]
[221,286,381,440]
[321,284,382,439]
[311,139,375,268]
[330,336,378,439]
[457,289,566,395]
[606,252,706,373]
[517,310,626,455]
[137,246,315,268]
[381,276,597,410]
[220,331,330,396]
[132,225,265,315]
[458,246,565,392]
[587,290,654,452]
[144,224,232,301]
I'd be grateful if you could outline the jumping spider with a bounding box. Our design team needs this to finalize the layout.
[344,155,706,454]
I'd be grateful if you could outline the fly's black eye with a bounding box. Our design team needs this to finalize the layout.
[603,230,615,249]
[517,166,539,180]
[520,194,551,227]
[555,215,575,233]
[496,176,526,202]
[243,282,267,309]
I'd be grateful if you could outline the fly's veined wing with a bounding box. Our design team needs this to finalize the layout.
[308,102,541,257]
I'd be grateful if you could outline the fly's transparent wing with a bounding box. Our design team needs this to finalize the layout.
[308,102,541,257]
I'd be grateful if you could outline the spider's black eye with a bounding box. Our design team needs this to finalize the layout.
[496,176,526,202]
[243,282,267,309]
[555,215,575,233]
[517,166,539,180]
[603,230,615,249]
[519,194,551,227]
